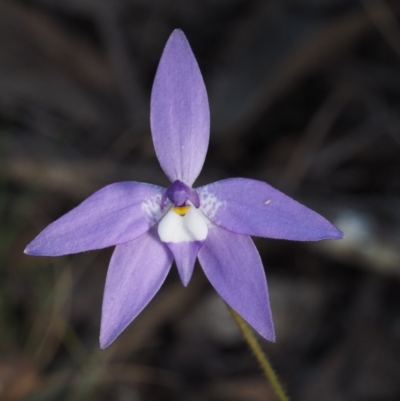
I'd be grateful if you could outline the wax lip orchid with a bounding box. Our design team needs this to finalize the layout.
[25,29,343,349]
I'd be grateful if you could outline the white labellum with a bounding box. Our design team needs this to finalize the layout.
[158,206,208,243]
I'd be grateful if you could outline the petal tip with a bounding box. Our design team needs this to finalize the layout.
[256,320,276,342]
[170,28,186,40]
[23,240,58,257]
[99,335,110,350]
[24,242,40,256]
[325,225,344,240]
[164,29,191,57]
[99,327,116,350]
[181,278,190,287]
[264,330,276,343]
[334,228,345,240]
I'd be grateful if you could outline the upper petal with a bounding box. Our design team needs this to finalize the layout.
[25,182,165,256]
[198,178,343,241]
[198,224,275,341]
[100,229,173,348]
[150,29,210,186]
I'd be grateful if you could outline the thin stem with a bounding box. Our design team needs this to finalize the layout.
[227,305,289,401]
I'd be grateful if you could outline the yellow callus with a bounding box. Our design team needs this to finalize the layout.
[172,206,191,216]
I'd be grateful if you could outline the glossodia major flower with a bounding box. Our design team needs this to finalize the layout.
[25,29,343,349]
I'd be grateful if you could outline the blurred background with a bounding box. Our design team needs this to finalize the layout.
[1,0,400,400]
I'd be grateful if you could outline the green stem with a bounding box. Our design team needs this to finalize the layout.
[227,305,289,401]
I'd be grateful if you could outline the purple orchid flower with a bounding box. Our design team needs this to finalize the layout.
[25,29,343,349]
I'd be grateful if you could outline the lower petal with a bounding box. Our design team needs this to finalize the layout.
[166,241,203,286]
[198,224,275,341]
[100,229,173,348]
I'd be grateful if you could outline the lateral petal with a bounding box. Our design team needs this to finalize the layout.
[198,224,275,341]
[150,29,210,186]
[198,178,343,241]
[100,229,173,349]
[25,182,165,256]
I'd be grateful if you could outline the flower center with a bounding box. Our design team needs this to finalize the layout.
[172,206,191,216]
[161,180,200,209]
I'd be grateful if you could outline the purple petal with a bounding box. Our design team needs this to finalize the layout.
[25,182,164,256]
[198,224,275,341]
[150,29,210,186]
[166,241,203,286]
[198,178,343,241]
[100,229,173,348]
